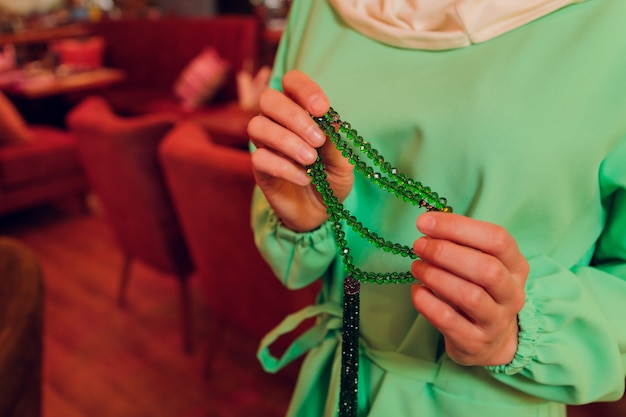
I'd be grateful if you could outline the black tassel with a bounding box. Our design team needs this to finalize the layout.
[339,276,360,417]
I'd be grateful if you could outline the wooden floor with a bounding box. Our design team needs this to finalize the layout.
[1,203,625,417]
[1,204,294,417]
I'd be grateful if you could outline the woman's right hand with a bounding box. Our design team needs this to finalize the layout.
[247,70,354,232]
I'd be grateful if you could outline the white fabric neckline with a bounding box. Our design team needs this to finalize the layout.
[328,0,584,50]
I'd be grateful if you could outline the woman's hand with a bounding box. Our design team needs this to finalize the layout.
[411,212,529,367]
[247,70,354,232]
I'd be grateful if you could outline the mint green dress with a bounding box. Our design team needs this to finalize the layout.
[253,1,626,416]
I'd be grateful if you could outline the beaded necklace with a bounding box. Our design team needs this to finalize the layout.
[306,107,452,417]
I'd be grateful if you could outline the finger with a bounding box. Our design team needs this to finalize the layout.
[416,212,528,278]
[248,115,319,166]
[258,89,327,149]
[411,259,501,325]
[413,236,518,304]
[251,147,311,186]
[410,284,479,347]
[282,70,330,116]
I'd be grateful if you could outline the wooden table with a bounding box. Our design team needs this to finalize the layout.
[0,67,126,127]
[0,23,95,46]
[0,67,126,99]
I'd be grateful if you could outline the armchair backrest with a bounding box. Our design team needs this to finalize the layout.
[158,121,319,340]
[66,96,192,277]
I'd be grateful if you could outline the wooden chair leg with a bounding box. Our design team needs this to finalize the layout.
[179,276,194,355]
[204,317,226,378]
[117,254,132,308]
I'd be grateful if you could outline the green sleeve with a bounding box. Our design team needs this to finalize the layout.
[251,1,340,290]
[250,187,337,290]
[487,137,626,405]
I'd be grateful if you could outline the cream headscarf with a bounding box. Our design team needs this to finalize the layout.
[328,0,585,50]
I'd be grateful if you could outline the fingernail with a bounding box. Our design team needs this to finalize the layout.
[410,282,424,298]
[413,237,427,255]
[297,145,317,164]
[309,95,327,115]
[306,125,325,147]
[417,214,435,233]
[296,170,311,186]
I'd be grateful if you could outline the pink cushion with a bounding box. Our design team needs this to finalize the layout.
[0,126,82,187]
[50,36,105,70]
[173,48,229,111]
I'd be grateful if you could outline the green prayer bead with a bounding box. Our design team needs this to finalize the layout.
[306,107,453,285]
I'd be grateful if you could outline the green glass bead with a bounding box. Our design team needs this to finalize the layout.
[310,107,453,289]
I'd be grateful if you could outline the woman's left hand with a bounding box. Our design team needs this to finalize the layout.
[411,212,529,367]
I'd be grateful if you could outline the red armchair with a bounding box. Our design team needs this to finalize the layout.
[0,92,87,216]
[66,96,195,353]
[158,120,319,374]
